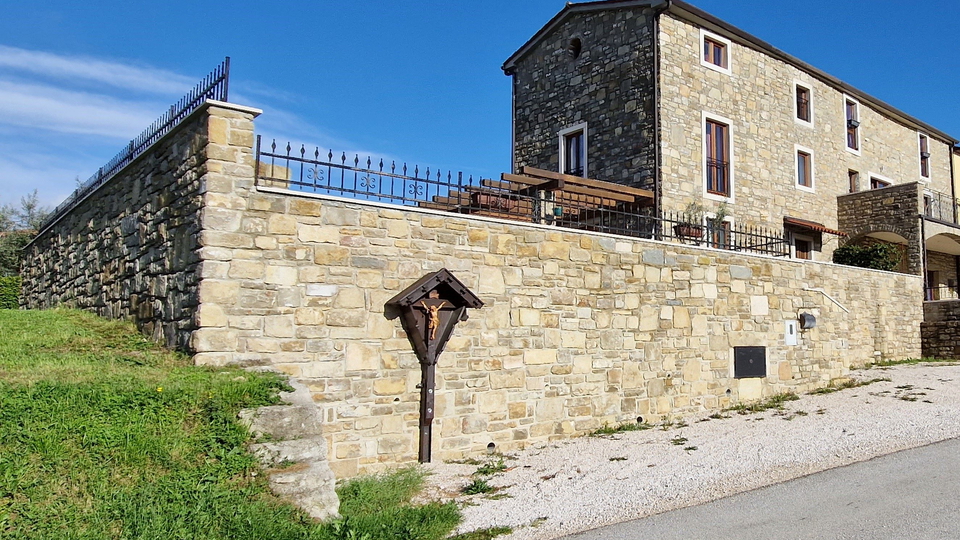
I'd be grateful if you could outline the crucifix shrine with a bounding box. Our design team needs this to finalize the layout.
[385,269,483,462]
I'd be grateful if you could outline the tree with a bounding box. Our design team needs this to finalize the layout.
[0,191,50,276]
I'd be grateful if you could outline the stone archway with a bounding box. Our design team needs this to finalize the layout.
[841,228,917,275]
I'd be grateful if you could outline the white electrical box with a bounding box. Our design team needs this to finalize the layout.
[785,320,798,346]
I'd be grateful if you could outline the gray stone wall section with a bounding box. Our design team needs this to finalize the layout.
[921,300,960,358]
[510,7,658,190]
[837,183,922,274]
[20,101,259,351]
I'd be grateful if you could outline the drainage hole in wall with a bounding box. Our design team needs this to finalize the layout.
[486,442,496,454]
[636,416,644,424]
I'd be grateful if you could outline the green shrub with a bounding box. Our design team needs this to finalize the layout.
[832,242,902,271]
[0,275,20,308]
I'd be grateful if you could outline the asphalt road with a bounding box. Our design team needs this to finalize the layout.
[566,438,960,540]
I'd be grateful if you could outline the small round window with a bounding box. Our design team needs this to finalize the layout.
[567,37,582,59]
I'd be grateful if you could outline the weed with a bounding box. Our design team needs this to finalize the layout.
[484,493,513,500]
[725,392,800,415]
[815,408,827,415]
[709,412,731,420]
[530,517,549,527]
[609,457,627,462]
[683,446,698,452]
[462,479,495,495]
[473,458,507,477]
[449,526,513,540]
[861,357,960,369]
[590,421,654,436]
[670,436,689,446]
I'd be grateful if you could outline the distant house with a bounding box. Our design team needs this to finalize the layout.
[502,0,960,299]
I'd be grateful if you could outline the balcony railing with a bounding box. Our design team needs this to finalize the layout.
[923,189,959,224]
[925,284,960,301]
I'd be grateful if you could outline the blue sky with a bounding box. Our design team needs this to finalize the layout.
[0,0,957,209]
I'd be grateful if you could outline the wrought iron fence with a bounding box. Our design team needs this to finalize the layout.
[39,58,230,232]
[923,189,958,224]
[255,137,791,257]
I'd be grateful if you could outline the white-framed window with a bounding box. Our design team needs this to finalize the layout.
[793,81,813,126]
[699,29,732,75]
[558,123,587,178]
[702,111,735,202]
[918,132,931,180]
[868,172,894,190]
[795,144,815,193]
[843,94,861,155]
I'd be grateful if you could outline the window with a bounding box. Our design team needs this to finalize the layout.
[919,133,930,179]
[705,118,731,197]
[870,176,890,189]
[795,83,812,125]
[924,193,933,217]
[795,146,814,191]
[699,29,731,74]
[844,96,860,153]
[793,236,813,260]
[558,123,587,177]
[848,170,859,193]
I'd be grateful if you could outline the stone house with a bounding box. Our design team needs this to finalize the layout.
[503,0,960,298]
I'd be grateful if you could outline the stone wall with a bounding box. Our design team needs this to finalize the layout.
[656,13,953,261]
[836,182,922,274]
[509,6,658,190]
[20,102,259,349]
[198,184,922,477]
[921,300,960,358]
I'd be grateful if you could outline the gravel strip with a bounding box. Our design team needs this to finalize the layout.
[421,363,960,539]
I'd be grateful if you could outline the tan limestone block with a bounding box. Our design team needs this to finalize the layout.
[490,235,516,255]
[345,342,380,370]
[515,308,541,326]
[535,398,565,421]
[227,128,254,148]
[561,331,586,349]
[264,265,298,286]
[326,310,365,327]
[380,415,405,434]
[467,228,489,245]
[377,435,409,454]
[524,349,557,365]
[383,220,410,238]
[264,316,295,338]
[314,245,350,265]
[373,378,406,395]
[490,370,525,389]
[245,338,281,353]
[750,295,770,316]
[420,215,445,228]
[479,267,506,295]
[298,224,339,244]
[673,307,691,329]
[208,116,228,144]
[202,207,243,232]
[478,391,507,414]
[517,244,538,258]
[255,236,278,250]
[738,378,763,402]
[356,270,383,289]
[334,288,365,309]
[367,316,395,339]
[191,328,238,352]
[508,402,528,419]
[539,242,570,260]
[778,361,793,381]
[198,280,240,304]
[288,198,323,216]
[228,260,265,279]
[268,214,298,235]
[196,304,228,327]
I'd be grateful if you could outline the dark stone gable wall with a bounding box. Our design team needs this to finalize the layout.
[510,7,658,190]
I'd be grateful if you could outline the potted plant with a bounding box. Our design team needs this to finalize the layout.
[674,201,705,239]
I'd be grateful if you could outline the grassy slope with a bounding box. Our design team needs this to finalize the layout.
[0,310,460,540]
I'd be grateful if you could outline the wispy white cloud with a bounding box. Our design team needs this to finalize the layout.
[0,79,161,139]
[0,44,194,95]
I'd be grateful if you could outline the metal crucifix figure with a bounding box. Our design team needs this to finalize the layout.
[385,269,483,463]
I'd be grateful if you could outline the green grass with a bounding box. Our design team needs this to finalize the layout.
[448,526,513,540]
[462,479,495,495]
[473,458,507,477]
[0,309,460,540]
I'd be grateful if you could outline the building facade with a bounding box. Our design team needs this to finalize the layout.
[503,0,959,292]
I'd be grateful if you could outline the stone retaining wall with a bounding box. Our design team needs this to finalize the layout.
[21,101,260,350]
[198,182,921,476]
[837,183,922,274]
[922,300,960,359]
